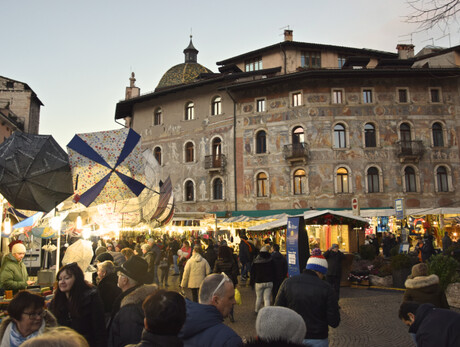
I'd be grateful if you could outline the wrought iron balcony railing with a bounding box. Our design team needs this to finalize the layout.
[283,142,308,162]
[396,140,424,162]
[204,154,226,171]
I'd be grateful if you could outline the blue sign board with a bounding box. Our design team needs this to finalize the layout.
[395,198,404,220]
[286,217,300,276]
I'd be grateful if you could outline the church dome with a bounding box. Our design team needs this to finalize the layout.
[156,36,213,90]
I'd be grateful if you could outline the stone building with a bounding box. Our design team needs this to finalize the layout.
[0,76,42,137]
[115,31,460,217]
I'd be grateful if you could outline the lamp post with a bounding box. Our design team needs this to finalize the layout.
[51,216,62,278]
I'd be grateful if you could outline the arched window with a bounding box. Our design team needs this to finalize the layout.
[185,102,194,121]
[154,147,162,165]
[153,108,162,125]
[257,172,268,197]
[437,166,449,192]
[256,130,267,154]
[293,169,306,195]
[211,96,222,115]
[364,123,376,148]
[367,167,379,193]
[432,122,444,147]
[334,124,346,148]
[336,167,349,193]
[292,126,305,144]
[185,142,194,162]
[400,123,411,153]
[213,178,223,200]
[185,180,194,201]
[212,138,222,167]
[404,166,417,192]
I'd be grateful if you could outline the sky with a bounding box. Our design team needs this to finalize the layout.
[2,0,459,148]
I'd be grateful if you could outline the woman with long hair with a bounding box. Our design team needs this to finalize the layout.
[49,263,107,347]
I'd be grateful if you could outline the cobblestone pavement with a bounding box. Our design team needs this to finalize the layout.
[167,273,415,347]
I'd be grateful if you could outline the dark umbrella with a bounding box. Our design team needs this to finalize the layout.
[0,132,74,212]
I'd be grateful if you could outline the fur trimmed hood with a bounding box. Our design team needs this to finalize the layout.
[120,284,158,308]
[405,274,439,289]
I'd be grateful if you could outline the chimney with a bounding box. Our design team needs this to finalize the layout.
[125,72,140,100]
[396,44,415,59]
[284,29,293,42]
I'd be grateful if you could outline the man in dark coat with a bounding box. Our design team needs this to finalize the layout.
[323,244,345,298]
[96,260,122,322]
[239,235,253,281]
[399,301,460,347]
[270,244,287,300]
[442,231,453,254]
[275,252,340,346]
[421,233,436,262]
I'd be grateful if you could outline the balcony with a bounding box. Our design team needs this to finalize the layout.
[283,142,308,164]
[204,154,226,172]
[396,140,424,162]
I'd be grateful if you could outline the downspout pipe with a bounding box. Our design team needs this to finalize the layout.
[225,88,238,213]
[280,43,287,74]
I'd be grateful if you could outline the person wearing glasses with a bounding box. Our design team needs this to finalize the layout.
[49,263,107,347]
[179,273,242,347]
[0,290,57,346]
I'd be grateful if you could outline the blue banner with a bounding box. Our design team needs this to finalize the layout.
[287,217,301,277]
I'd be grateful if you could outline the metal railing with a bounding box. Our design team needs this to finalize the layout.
[283,142,308,160]
[204,154,226,170]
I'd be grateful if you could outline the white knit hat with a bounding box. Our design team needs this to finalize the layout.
[11,243,26,254]
[256,306,306,344]
[306,254,328,275]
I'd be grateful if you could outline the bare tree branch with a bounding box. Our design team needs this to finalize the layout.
[405,0,460,30]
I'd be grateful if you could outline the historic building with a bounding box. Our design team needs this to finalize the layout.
[115,31,460,217]
[0,76,42,138]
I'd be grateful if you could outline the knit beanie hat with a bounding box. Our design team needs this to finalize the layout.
[96,252,114,263]
[409,263,428,279]
[11,243,26,254]
[306,252,328,275]
[256,306,306,344]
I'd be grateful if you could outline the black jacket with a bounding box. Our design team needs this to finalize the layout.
[51,287,107,347]
[409,303,460,347]
[214,258,238,285]
[204,246,218,270]
[274,270,340,339]
[250,252,275,286]
[271,251,288,283]
[125,329,183,347]
[97,272,122,314]
[323,250,345,277]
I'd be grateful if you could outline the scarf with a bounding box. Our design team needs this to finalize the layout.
[3,320,45,347]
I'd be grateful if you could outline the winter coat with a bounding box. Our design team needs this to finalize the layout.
[109,251,126,266]
[151,244,161,265]
[108,284,141,330]
[0,310,57,347]
[442,234,453,254]
[50,287,107,347]
[178,299,243,347]
[274,269,340,340]
[403,274,449,308]
[126,329,183,347]
[239,239,253,264]
[108,285,158,347]
[0,254,29,292]
[213,258,238,285]
[143,251,156,275]
[243,339,305,347]
[323,250,345,277]
[97,272,122,315]
[409,303,460,347]
[271,251,288,283]
[181,253,211,289]
[421,236,435,262]
[250,252,275,287]
[204,246,217,270]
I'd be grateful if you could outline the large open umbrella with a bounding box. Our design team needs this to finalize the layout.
[0,132,74,212]
[67,128,147,207]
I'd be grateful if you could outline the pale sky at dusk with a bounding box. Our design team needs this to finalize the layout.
[2,0,459,148]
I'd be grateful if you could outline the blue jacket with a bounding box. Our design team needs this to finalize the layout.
[178,300,242,347]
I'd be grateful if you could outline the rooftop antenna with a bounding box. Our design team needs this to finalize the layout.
[436,33,451,47]
[279,25,290,36]
[422,37,435,46]
[398,33,413,44]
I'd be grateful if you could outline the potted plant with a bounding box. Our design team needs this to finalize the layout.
[428,254,460,308]
[368,256,393,287]
[390,253,412,288]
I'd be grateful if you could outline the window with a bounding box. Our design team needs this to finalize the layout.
[211,96,222,115]
[404,167,417,192]
[257,172,268,197]
[185,102,194,120]
[245,57,262,71]
[256,130,267,153]
[400,123,412,153]
[293,169,306,195]
[367,167,379,193]
[185,180,195,201]
[256,99,266,112]
[333,124,346,148]
[437,166,449,192]
[213,178,223,200]
[398,89,408,103]
[212,138,222,167]
[154,147,162,165]
[292,126,305,144]
[292,92,302,107]
[362,89,373,104]
[364,123,376,148]
[430,88,441,103]
[332,89,343,104]
[153,108,162,125]
[301,51,321,68]
[432,122,444,147]
[185,142,194,162]
[336,167,349,193]
[338,55,347,68]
